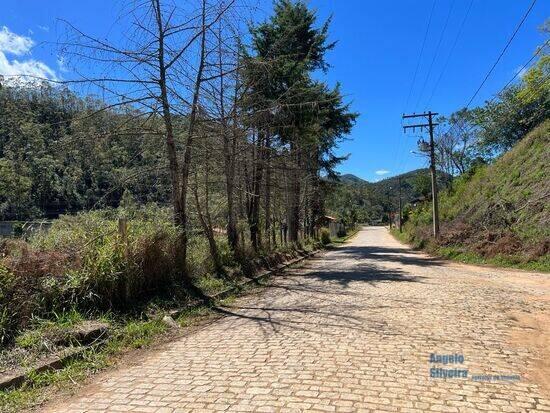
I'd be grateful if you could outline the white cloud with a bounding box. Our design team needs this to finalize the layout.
[37,25,50,32]
[0,26,57,82]
[375,169,390,176]
[0,53,57,79]
[0,26,33,55]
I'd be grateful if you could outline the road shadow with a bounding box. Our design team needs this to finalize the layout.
[212,240,434,336]
[322,244,444,268]
[280,244,430,289]
[305,264,424,288]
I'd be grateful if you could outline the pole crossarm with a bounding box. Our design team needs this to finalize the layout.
[402,122,439,131]
[402,112,439,119]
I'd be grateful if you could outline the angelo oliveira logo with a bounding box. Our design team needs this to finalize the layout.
[429,353,468,379]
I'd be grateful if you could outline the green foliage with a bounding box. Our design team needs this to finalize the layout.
[245,0,357,178]
[194,275,229,296]
[412,173,432,199]
[0,205,190,344]
[472,46,549,154]
[114,320,167,349]
[0,159,33,219]
[401,121,550,270]
[320,228,331,245]
[0,83,171,221]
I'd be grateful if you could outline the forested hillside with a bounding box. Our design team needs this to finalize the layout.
[324,169,450,224]
[0,85,172,219]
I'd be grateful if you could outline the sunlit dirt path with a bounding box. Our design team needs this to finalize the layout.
[46,226,550,412]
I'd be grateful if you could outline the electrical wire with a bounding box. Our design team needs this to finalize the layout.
[424,0,474,109]
[403,0,436,112]
[414,0,456,111]
[464,0,538,109]
[494,39,549,97]
[444,60,549,140]
[397,1,437,179]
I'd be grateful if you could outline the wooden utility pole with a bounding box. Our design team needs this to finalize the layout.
[398,176,402,233]
[387,186,392,229]
[402,111,440,238]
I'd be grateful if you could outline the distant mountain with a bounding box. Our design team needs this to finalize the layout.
[337,174,368,185]
[325,168,451,224]
[337,169,450,194]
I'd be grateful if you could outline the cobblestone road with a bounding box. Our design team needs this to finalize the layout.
[48,227,550,412]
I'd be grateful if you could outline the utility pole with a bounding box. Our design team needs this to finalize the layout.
[387,186,392,229]
[398,176,402,233]
[402,111,440,238]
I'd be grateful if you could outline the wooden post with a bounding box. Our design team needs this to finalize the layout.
[398,176,402,233]
[427,112,440,238]
[118,217,128,258]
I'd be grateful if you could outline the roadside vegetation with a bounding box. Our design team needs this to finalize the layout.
[0,203,325,412]
[393,30,549,271]
[395,121,549,272]
[0,1,357,411]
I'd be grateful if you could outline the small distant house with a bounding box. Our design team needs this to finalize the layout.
[318,215,337,227]
[318,215,345,238]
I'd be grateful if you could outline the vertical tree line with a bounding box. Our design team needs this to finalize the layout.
[0,0,357,278]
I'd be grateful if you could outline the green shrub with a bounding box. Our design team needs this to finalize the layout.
[195,275,227,295]
[1,202,324,345]
[0,205,190,344]
[320,228,331,245]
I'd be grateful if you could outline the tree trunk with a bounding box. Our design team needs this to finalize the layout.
[178,0,207,272]
[219,23,241,260]
[192,171,224,275]
[248,130,264,251]
[153,0,187,288]
[288,142,300,243]
[264,133,272,250]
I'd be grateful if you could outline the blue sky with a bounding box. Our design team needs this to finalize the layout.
[1,0,548,181]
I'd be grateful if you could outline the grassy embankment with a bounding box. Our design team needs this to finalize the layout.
[394,121,549,272]
[0,206,324,412]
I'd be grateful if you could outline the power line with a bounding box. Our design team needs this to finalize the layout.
[424,0,474,109]
[414,0,456,111]
[403,0,436,112]
[397,1,437,179]
[495,39,549,97]
[464,0,538,109]
[443,53,549,140]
